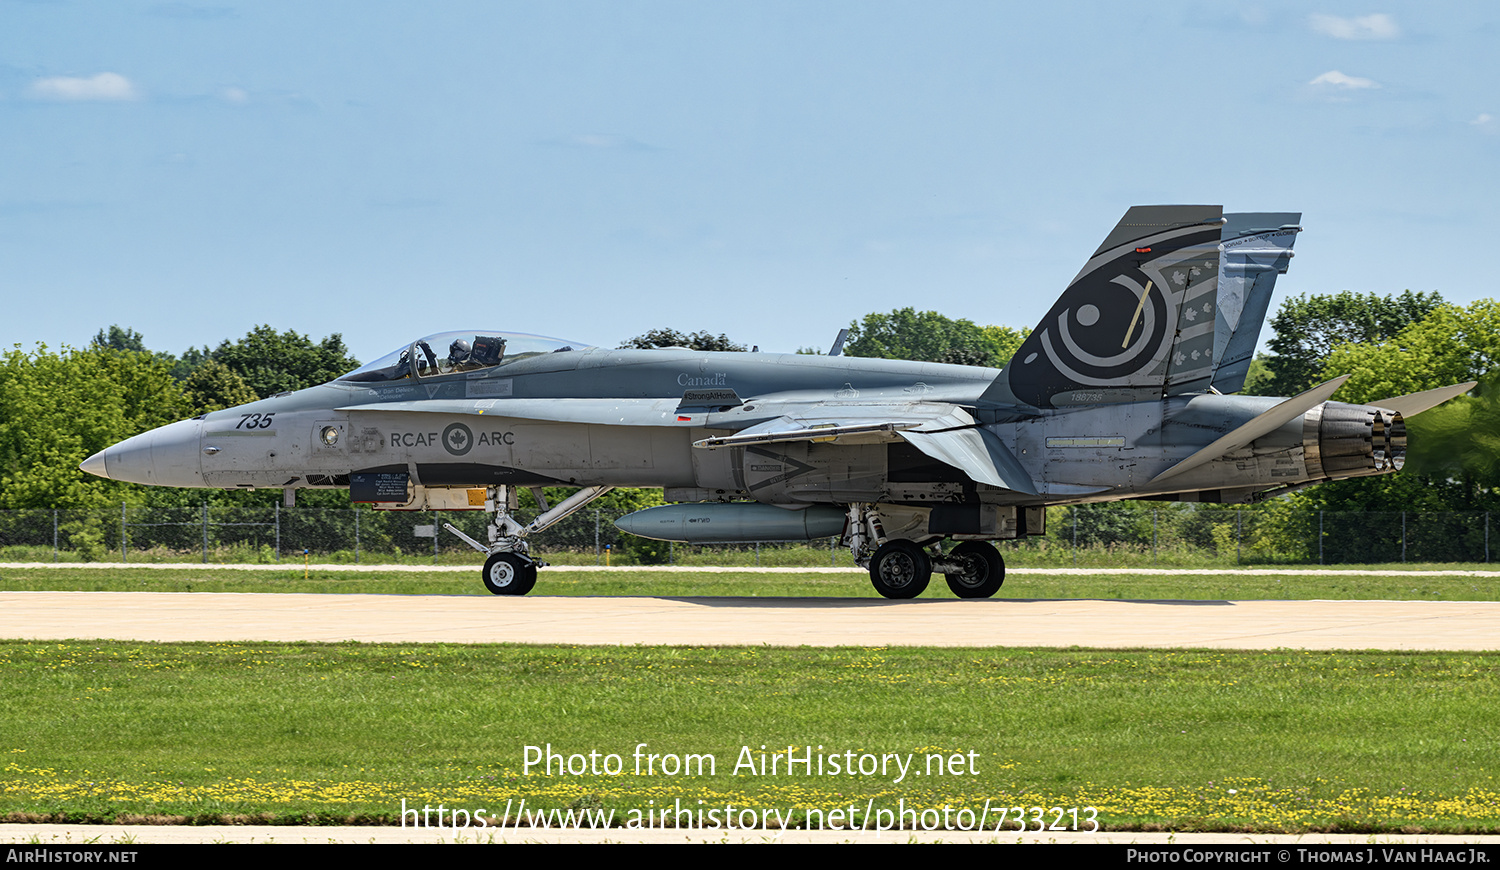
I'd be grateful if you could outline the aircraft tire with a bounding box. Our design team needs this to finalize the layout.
[944,541,1005,599]
[483,552,537,596]
[869,540,931,599]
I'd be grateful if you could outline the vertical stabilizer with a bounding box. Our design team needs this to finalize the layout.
[1210,213,1301,394]
[997,205,1225,409]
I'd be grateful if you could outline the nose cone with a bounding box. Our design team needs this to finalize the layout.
[79,418,205,487]
[79,450,110,479]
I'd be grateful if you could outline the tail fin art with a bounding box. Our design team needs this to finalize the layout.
[989,205,1300,410]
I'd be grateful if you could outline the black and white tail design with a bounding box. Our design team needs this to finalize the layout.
[997,205,1300,410]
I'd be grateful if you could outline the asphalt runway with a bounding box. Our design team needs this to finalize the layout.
[2,591,1496,649]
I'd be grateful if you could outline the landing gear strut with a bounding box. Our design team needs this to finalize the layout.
[843,503,1007,600]
[446,484,613,596]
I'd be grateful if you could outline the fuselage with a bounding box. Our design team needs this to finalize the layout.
[82,346,1401,508]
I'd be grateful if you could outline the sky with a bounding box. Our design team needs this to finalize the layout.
[3,1,1498,367]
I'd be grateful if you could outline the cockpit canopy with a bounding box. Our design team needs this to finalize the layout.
[338,331,590,383]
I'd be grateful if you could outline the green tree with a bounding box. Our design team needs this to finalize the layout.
[843,308,1027,368]
[169,345,212,381]
[979,324,1028,366]
[1301,301,1500,514]
[1259,291,1446,397]
[1047,501,1153,548]
[620,329,747,352]
[92,325,194,377]
[0,344,192,508]
[593,488,671,564]
[1320,300,1500,405]
[182,358,259,413]
[1396,379,1500,485]
[91,325,148,353]
[212,325,360,398]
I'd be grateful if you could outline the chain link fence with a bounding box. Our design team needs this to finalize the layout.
[0,504,625,565]
[0,503,1495,567]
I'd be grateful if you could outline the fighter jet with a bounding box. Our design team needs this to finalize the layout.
[80,205,1474,598]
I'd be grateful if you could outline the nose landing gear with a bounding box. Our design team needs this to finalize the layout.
[446,484,614,596]
[482,551,538,596]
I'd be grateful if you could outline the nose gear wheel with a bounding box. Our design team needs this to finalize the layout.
[483,552,537,596]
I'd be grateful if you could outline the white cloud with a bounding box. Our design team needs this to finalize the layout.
[1309,70,1380,90]
[1472,113,1497,133]
[28,72,139,101]
[219,87,249,104]
[1309,13,1400,40]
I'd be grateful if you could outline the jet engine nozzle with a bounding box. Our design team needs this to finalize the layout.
[1305,403,1406,481]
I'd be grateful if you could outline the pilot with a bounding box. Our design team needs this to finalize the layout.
[448,338,474,371]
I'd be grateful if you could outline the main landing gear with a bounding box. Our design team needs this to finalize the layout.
[868,540,931,599]
[845,504,1006,600]
[446,484,614,596]
[942,541,1006,599]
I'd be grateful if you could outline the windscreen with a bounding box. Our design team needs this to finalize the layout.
[338,331,589,383]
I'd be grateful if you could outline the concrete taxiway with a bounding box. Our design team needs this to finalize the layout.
[1,591,1495,649]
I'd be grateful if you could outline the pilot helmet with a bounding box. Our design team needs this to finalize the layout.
[449,338,472,362]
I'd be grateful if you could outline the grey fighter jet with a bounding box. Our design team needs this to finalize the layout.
[81,206,1474,598]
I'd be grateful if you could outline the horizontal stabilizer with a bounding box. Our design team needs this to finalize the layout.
[899,426,1037,495]
[1149,375,1349,485]
[1372,382,1477,418]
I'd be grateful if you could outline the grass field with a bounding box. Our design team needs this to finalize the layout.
[2,641,1497,832]
[3,563,1500,601]
[3,565,1497,833]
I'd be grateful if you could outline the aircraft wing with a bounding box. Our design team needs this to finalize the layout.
[694,403,1038,495]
